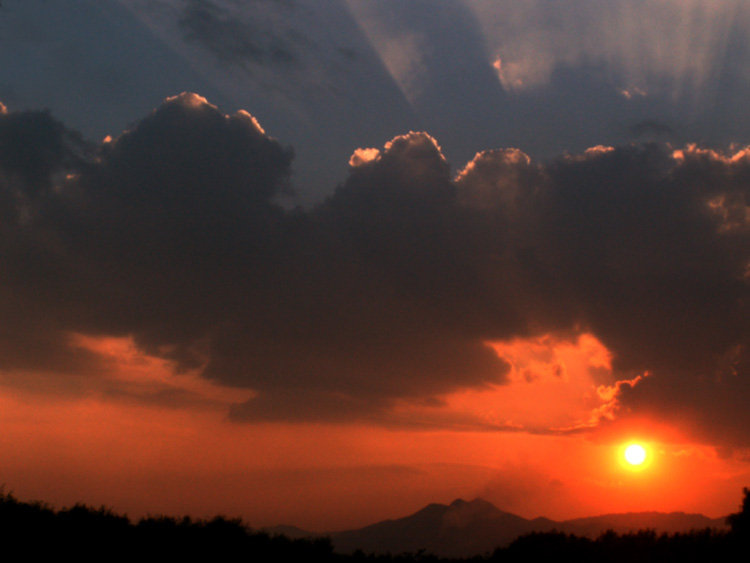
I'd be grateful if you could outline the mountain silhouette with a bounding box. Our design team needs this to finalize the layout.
[332,498,534,557]
[320,498,728,558]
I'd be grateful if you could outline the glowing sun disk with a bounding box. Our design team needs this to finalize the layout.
[625,444,647,465]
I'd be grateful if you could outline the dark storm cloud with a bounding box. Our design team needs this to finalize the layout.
[53,93,294,368]
[0,108,101,375]
[0,93,293,373]
[211,133,512,421]
[2,94,750,443]
[458,144,750,445]
[0,109,89,198]
[0,102,513,422]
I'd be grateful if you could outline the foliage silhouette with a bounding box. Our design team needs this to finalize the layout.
[727,486,750,536]
[0,487,336,562]
[0,486,747,562]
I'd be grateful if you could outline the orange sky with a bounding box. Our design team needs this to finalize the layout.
[1,331,746,531]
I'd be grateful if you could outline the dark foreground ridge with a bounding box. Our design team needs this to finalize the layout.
[0,488,748,562]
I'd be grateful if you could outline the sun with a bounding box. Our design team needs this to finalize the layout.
[619,441,653,472]
[624,444,647,466]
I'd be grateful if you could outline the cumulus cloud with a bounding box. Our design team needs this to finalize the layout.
[2,94,750,445]
[0,92,293,373]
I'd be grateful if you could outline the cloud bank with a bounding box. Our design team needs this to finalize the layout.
[1,93,749,446]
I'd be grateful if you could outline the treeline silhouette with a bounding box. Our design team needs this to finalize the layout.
[1,487,748,562]
[0,488,334,561]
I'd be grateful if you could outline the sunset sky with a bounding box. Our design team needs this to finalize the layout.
[2,0,750,532]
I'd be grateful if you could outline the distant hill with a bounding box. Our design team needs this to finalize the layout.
[310,498,727,558]
[560,511,726,539]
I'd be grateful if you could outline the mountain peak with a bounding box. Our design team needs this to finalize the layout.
[446,497,513,517]
[449,497,492,508]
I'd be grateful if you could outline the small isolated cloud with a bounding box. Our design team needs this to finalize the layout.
[619,87,647,100]
[492,56,525,90]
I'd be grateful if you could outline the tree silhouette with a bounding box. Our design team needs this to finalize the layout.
[727,487,750,537]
